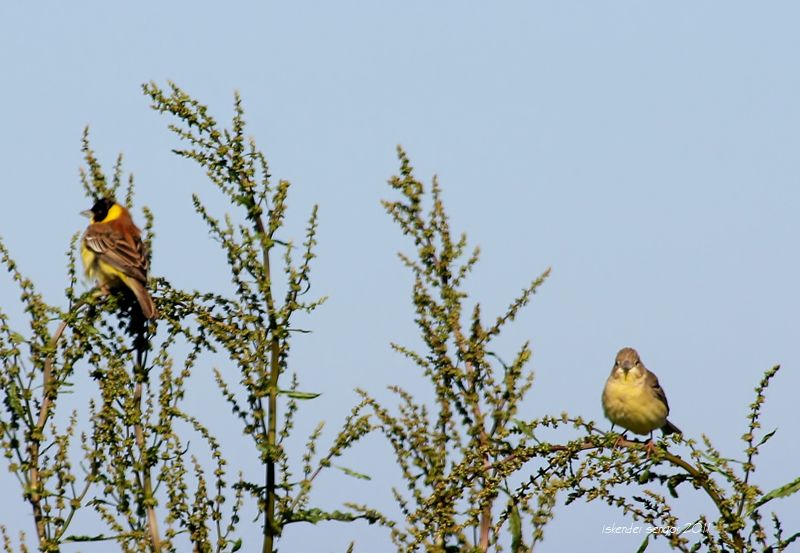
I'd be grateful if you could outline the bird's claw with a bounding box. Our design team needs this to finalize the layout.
[610,432,629,448]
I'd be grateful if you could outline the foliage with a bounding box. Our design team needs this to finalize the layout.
[0,85,797,553]
[362,149,799,553]
[501,374,800,553]
[143,81,383,552]
[358,148,550,551]
[0,85,377,553]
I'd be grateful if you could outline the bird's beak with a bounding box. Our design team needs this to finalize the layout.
[80,209,93,219]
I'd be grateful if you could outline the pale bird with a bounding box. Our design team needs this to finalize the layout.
[602,347,681,443]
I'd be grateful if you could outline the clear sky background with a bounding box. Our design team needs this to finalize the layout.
[2,2,799,552]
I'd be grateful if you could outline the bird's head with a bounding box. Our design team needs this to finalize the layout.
[81,197,120,224]
[612,347,645,381]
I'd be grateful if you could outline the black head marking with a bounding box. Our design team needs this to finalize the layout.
[89,197,115,223]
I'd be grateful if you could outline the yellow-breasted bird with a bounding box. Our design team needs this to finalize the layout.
[81,197,156,319]
[602,347,681,442]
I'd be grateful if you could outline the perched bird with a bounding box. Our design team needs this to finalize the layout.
[602,347,681,443]
[81,197,156,319]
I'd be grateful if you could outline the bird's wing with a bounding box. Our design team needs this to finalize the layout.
[645,369,670,413]
[83,225,149,283]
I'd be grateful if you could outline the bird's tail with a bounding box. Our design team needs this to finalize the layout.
[662,420,682,436]
[123,276,157,320]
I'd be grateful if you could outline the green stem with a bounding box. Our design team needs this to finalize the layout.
[264,337,280,553]
[254,199,278,553]
[29,316,71,552]
[541,437,744,551]
[133,331,161,553]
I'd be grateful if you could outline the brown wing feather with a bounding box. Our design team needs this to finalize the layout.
[83,223,149,283]
[645,369,670,413]
[646,369,682,434]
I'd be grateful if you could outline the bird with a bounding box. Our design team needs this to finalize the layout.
[81,197,156,320]
[602,347,681,447]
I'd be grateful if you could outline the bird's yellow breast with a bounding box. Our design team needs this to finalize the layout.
[81,244,97,277]
[602,377,668,435]
[81,243,124,286]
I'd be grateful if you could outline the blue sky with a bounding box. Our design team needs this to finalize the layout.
[2,2,799,551]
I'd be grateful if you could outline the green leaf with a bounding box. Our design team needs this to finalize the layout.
[334,465,371,480]
[230,538,243,552]
[513,418,535,439]
[82,324,100,335]
[636,535,650,553]
[699,450,743,465]
[749,475,800,513]
[667,473,688,499]
[63,534,112,542]
[291,507,353,524]
[757,428,777,447]
[510,501,523,552]
[279,389,320,400]
[9,332,25,344]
